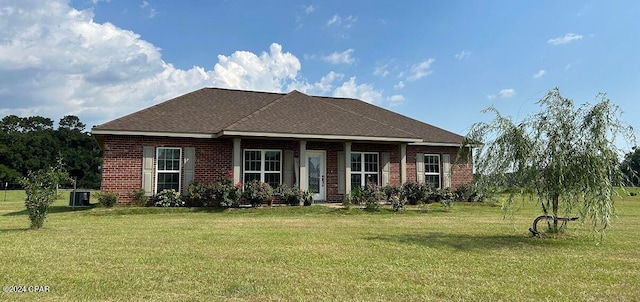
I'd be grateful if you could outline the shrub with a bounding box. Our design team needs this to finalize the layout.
[302,190,314,206]
[129,189,147,207]
[98,191,119,207]
[20,165,70,229]
[468,191,486,203]
[350,186,364,205]
[390,195,405,212]
[454,185,485,202]
[212,170,241,207]
[242,180,273,207]
[362,182,383,212]
[187,171,241,208]
[154,189,183,207]
[381,184,401,203]
[186,182,210,207]
[278,184,304,206]
[440,198,453,211]
[401,181,428,205]
[342,195,352,210]
[453,185,472,201]
[428,187,456,204]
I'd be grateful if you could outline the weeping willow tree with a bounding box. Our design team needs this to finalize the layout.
[465,88,635,238]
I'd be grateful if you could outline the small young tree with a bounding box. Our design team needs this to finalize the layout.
[465,88,635,238]
[20,162,70,229]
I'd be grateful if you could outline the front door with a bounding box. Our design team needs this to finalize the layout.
[307,151,326,201]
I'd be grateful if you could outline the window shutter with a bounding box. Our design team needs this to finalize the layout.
[416,153,425,183]
[337,151,345,194]
[381,152,390,186]
[284,150,294,186]
[442,153,451,188]
[183,147,195,193]
[142,146,154,196]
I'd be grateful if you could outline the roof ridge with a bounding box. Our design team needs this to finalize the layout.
[222,90,297,130]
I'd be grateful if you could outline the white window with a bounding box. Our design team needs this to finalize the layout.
[351,152,378,188]
[243,150,281,188]
[424,154,441,189]
[156,147,181,193]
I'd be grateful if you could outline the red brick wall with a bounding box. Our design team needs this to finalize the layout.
[405,145,473,189]
[101,135,473,204]
[101,135,233,204]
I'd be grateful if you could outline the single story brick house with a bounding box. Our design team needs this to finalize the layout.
[91,88,472,204]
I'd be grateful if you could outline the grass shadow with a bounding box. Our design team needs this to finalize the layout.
[0,227,30,234]
[3,204,96,216]
[366,231,578,251]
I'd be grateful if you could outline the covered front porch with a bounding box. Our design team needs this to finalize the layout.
[228,137,412,202]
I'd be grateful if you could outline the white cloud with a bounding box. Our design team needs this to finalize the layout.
[326,14,357,28]
[373,59,396,77]
[487,88,516,100]
[406,59,435,82]
[304,5,316,14]
[548,33,583,45]
[454,50,471,60]
[213,43,302,91]
[327,14,340,26]
[287,71,344,95]
[0,1,302,126]
[333,77,383,104]
[394,81,405,90]
[387,94,405,104]
[373,66,389,77]
[140,1,156,18]
[322,49,355,65]
[0,0,402,128]
[532,69,546,79]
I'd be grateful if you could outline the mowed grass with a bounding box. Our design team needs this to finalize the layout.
[1,189,640,301]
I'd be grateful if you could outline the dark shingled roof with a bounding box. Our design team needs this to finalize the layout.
[93,87,464,144]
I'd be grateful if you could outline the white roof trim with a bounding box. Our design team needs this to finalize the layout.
[91,129,215,138]
[92,128,427,143]
[409,142,463,147]
[219,130,422,143]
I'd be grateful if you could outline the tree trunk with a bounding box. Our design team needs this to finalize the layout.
[552,193,559,232]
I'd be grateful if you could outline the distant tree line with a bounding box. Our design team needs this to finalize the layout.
[622,147,640,186]
[0,115,102,189]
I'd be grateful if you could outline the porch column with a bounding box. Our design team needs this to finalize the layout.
[232,138,241,185]
[344,141,351,195]
[400,143,407,184]
[299,140,308,190]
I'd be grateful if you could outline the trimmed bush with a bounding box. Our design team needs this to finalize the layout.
[154,189,183,207]
[185,171,241,208]
[401,181,428,205]
[129,189,147,207]
[98,191,119,207]
[242,180,273,207]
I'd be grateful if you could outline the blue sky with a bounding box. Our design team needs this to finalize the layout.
[1,0,639,150]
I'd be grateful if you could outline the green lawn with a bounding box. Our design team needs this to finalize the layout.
[1,189,639,301]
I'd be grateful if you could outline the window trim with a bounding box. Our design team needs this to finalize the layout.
[155,147,182,193]
[242,149,282,187]
[424,153,441,189]
[350,151,379,188]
